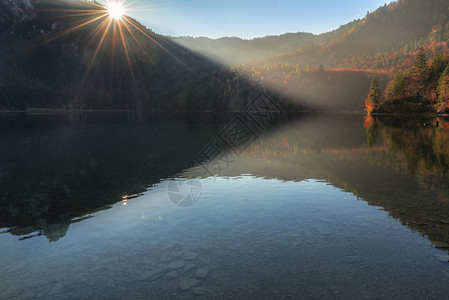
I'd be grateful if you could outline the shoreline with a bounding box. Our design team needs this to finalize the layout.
[1,108,449,117]
[0,108,136,114]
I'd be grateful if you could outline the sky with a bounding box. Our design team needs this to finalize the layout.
[123,0,394,39]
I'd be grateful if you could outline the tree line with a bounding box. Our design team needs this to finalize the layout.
[366,48,449,114]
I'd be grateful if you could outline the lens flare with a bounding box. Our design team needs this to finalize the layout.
[36,0,194,102]
[106,1,124,20]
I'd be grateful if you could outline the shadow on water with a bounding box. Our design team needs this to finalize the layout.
[1,112,449,255]
[0,112,237,241]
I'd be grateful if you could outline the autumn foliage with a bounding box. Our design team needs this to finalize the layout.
[365,78,382,113]
[364,115,375,129]
[383,49,449,113]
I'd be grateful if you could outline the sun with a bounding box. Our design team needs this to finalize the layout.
[106,1,125,20]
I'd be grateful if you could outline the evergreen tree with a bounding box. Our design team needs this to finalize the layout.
[436,65,449,110]
[413,48,429,98]
[366,78,382,113]
[428,54,449,102]
[368,78,382,105]
[386,71,407,101]
[429,54,447,80]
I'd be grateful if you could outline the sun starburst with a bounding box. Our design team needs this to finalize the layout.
[35,0,194,104]
[105,1,125,20]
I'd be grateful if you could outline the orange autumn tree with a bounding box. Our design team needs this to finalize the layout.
[365,78,382,114]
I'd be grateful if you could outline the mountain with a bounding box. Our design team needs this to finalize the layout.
[171,21,362,67]
[0,0,216,111]
[171,33,317,66]
[173,0,449,72]
[263,0,449,71]
[2,0,449,112]
[173,0,449,112]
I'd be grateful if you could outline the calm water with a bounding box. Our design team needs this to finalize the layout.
[1,112,449,299]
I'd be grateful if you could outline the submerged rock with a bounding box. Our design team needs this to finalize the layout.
[167,260,185,270]
[164,271,178,279]
[105,279,116,288]
[139,268,164,281]
[195,267,209,279]
[159,256,172,263]
[192,287,206,295]
[337,256,363,264]
[178,278,200,290]
[182,252,199,260]
[48,283,63,296]
[184,262,197,272]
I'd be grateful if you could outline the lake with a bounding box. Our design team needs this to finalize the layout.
[1,112,449,299]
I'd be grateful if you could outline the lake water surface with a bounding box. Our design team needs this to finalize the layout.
[1,112,449,299]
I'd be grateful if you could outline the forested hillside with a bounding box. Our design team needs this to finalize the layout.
[0,0,215,111]
[264,0,449,72]
[2,0,449,112]
[215,0,449,111]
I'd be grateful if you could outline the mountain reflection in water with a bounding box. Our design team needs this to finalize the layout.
[2,112,449,299]
[1,112,449,251]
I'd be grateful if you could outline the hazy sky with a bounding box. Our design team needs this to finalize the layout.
[124,0,394,39]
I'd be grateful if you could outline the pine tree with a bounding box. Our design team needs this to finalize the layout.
[429,54,448,82]
[414,48,427,70]
[428,54,449,102]
[436,65,449,111]
[413,48,429,98]
[386,71,407,101]
[368,78,382,105]
[366,78,382,113]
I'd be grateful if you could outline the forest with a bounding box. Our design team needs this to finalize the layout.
[366,49,449,114]
[1,0,449,112]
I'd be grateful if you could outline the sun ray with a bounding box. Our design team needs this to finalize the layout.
[123,16,199,76]
[62,14,108,34]
[117,21,134,78]
[121,19,144,51]
[79,17,113,89]
[123,17,178,59]
[50,9,105,13]
[30,13,108,49]
[84,17,112,49]
[30,0,201,104]
[60,12,105,18]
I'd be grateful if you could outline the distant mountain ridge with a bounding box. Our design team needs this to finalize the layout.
[263,0,449,71]
[171,32,317,66]
[174,0,449,72]
[171,21,358,66]
[171,0,449,112]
